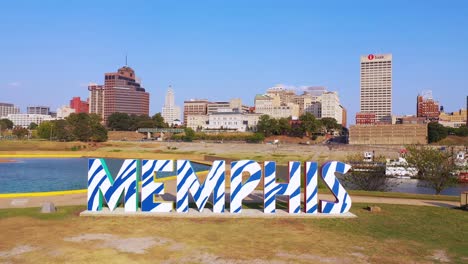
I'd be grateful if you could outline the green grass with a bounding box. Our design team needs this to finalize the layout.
[346,190,459,201]
[0,205,85,220]
[315,203,468,258]
[0,203,466,262]
[107,149,122,152]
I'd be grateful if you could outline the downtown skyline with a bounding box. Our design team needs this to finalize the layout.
[1,1,467,125]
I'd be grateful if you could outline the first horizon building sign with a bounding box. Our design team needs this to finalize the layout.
[86,159,353,215]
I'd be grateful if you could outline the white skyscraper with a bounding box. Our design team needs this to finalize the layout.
[360,54,392,123]
[162,86,181,126]
[321,91,343,125]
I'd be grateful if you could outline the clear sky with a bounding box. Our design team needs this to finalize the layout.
[1,0,467,124]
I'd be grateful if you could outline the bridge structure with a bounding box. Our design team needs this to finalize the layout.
[137,128,184,140]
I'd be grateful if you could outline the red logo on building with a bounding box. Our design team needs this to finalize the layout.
[368,54,375,60]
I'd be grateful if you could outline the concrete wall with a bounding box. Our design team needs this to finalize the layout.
[349,124,427,145]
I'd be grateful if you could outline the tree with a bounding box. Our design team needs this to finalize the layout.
[277,117,291,135]
[53,119,74,141]
[129,114,154,130]
[37,121,54,139]
[28,122,38,130]
[107,112,132,131]
[340,153,396,191]
[183,127,196,142]
[299,113,319,137]
[320,117,341,133]
[0,118,14,130]
[67,113,92,141]
[257,115,277,137]
[427,122,448,143]
[455,125,468,137]
[405,145,459,195]
[66,113,107,142]
[90,123,108,142]
[152,113,167,128]
[12,126,29,139]
[246,132,265,143]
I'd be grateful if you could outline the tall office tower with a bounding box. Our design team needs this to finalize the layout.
[161,86,181,126]
[0,103,20,117]
[70,97,89,113]
[416,90,439,121]
[183,99,209,125]
[88,66,150,123]
[27,106,50,115]
[360,54,392,123]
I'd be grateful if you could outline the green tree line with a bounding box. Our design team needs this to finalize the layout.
[107,112,168,131]
[428,122,468,143]
[37,113,107,142]
[256,113,342,138]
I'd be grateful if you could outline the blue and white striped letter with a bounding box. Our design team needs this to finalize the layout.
[141,160,174,212]
[176,160,225,213]
[303,162,319,214]
[230,160,262,213]
[263,161,301,214]
[87,158,140,212]
[320,161,352,214]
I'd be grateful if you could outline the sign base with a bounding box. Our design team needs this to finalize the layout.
[80,208,357,218]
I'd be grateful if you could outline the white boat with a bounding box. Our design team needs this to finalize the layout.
[385,157,418,178]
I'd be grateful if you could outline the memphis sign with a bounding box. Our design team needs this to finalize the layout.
[87,159,352,215]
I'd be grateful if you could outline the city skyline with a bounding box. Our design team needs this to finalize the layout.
[1,1,467,124]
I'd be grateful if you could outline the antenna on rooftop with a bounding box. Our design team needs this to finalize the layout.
[125,53,128,66]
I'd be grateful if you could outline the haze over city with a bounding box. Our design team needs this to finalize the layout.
[1,0,467,124]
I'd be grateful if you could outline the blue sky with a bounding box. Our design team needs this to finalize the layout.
[1,0,467,124]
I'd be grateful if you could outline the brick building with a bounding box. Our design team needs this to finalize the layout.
[416,92,439,121]
[355,112,376,125]
[88,66,149,123]
[70,97,89,113]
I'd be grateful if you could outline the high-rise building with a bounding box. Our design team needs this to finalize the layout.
[183,99,209,125]
[70,97,89,113]
[27,106,50,115]
[341,106,347,128]
[321,91,343,125]
[88,66,150,123]
[360,54,392,123]
[161,87,181,126]
[0,103,20,117]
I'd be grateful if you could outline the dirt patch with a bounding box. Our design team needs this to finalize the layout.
[429,250,451,263]
[0,245,36,258]
[64,233,170,254]
[277,252,355,264]
[162,252,284,264]
[108,131,146,141]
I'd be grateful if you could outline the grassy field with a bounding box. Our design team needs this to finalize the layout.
[1,140,467,262]
[435,135,468,146]
[0,203,466,263]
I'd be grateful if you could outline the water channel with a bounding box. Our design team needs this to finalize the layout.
[0,159,467,195]
[0,158,210,194]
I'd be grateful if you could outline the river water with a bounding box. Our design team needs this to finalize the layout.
[0,158,210,193]
[1,159,467,196]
